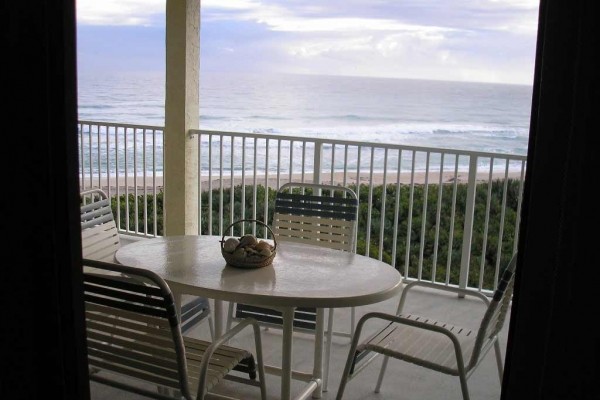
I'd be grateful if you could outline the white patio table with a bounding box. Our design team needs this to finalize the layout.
[115,235,402,400]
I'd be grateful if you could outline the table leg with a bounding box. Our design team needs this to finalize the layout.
[281,307,295,400]
[313,308,324,399]
[213,299,224,338]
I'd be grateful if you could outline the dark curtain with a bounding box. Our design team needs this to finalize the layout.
[502,1,597,399]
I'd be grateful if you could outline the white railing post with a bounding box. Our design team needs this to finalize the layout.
[313,140,323,184]
[458,156,478,292]
[80,124,527,293]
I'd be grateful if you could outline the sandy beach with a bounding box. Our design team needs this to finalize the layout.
[81,169,524,194]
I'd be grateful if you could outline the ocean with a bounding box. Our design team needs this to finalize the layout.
[78,71,532,158]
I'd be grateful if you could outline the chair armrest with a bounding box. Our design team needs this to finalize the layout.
[347,312,466,376]
[196,317,265,396]
[397,280,490,313]
[360,311,465,339]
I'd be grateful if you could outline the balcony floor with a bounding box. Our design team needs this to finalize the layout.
[90,284,510,400]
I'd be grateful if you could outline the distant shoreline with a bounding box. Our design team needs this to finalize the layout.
[81,170,524,194]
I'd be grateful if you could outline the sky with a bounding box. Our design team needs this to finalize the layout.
[76,0,540,85]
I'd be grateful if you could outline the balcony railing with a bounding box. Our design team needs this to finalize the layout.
[78,120,526,294]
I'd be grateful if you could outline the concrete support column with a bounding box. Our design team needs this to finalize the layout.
[164,0,200,235]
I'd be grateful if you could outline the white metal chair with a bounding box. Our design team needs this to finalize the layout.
[80,188,122,263]
[336,253,518,400]
[80,188,214,336]
[226,182,358,391]
[83,259,267,400]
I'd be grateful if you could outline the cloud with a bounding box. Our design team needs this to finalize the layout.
[288,36,374,58]
[77,0,165,26]
[76,0,539,84]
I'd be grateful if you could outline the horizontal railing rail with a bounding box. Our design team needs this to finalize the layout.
[78,121,526,293]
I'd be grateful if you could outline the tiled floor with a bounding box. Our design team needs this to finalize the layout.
[90,285,510,400]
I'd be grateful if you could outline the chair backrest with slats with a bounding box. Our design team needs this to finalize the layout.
[235,183,358,332]
[272,182,358,252]
[468,253,517,369]
[80,189,121,262]
[81,189,213,337]
[234,304,319,331]
[83,259,192,399]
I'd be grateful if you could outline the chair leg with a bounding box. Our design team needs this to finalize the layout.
[458,372,471,400]
[453,351,471,400]
[350,307,356,337]
[323,308,335,392]
[251,322,268,400]
[335,315,370,400]
[494,338,504,382]
[374,356,389,393]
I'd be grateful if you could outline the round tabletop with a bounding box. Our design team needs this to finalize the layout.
[115,235,403,308]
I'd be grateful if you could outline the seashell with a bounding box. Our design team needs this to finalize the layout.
[223,237,240,253]
[259,248,272,257]
[239,234,258,247]
[245,247,259,255]
[255,241,271,251]
[232,247,246,260]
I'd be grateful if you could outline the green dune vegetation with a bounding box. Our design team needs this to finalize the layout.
[111,179,521,291]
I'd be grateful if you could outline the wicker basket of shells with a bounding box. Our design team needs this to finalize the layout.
[220,219,277,268]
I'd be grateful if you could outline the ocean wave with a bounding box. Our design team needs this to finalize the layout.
[194,121,529,154]
[79,71,532,156]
